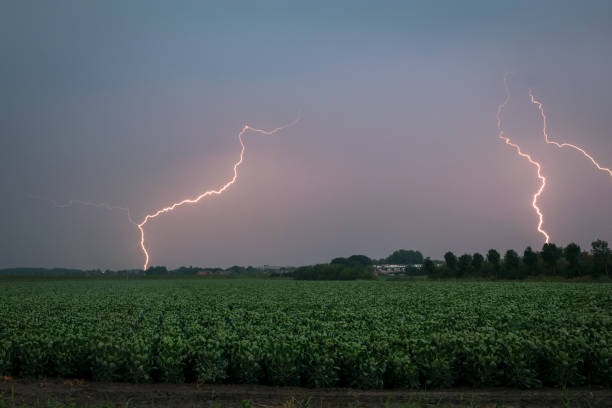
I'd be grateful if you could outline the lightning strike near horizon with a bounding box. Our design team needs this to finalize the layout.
[31,114,299,270]
[529,90,612,178]
[498,75,550,244]
[136,114,300,270]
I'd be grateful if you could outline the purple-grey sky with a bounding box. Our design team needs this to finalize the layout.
[1,0,611,269]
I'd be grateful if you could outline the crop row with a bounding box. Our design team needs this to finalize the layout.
[0,279,610,388]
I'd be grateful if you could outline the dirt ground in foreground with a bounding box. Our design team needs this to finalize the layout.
[0,377,610,407]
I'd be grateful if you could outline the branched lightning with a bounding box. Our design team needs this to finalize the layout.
[31,113,300,270]
[497,74,550,243]
[529,90,612,178]
[28,194,137,225]
[136,114,301,270]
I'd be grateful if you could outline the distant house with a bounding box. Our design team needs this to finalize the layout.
[374,263,423,275]
[374,264,407,275]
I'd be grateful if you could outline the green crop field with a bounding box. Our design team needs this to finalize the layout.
[0,279,610,389]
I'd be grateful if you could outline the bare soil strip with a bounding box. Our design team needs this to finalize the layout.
[1,378,610,407]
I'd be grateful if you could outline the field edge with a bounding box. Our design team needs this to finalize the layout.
[1,378,611,407]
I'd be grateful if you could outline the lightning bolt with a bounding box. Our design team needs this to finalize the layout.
[28,194,137,225]
[529,90,612,177]
[497,74,550,243]
[136,114,301,270]
[31,113,300,270]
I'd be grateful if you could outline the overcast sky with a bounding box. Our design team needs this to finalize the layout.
[1,0,611,269]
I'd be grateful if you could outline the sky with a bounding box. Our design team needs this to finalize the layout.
[1,0,611,270]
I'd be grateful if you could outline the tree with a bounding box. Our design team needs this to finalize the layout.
[471,253,484,273]
[591,239,610,277]
[457,254,473,277]
[385,249,424,265]
[503,249,521,279]
[346,255,373,267]
[423,258,436,275]
[486,249,500,266]
[487,249,501,278]
[145,265,168,275]
[226,265,246,274]
[333,255,372,268]
[331,257,349,266]
[564,243,582,277]
[246,266,259,274]
[444,251,458,271]
[523,246,538,275]
[541,243,562,275]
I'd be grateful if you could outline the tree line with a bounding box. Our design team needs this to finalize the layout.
[426,239,610,279]
[3,241,609,280]
[0,265,289,277]
[292,250,428,280]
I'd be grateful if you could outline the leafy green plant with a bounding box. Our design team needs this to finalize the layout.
[0,279,609,389]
